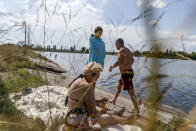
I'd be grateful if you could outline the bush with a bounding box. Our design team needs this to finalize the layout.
[0,99,18,114]
[3,69,47,92]
[156,116,186,131]
[0,80,18,115]
[0,81,7,96]
[168,116,185,130]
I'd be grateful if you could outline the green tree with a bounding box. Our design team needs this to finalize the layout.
[61,45,63,52]
[85,49,89,53]
[70,46,74,52]
[73,45,76,51]
[81,47,86,52]
[46,45,50,51]
[53,45,56,51]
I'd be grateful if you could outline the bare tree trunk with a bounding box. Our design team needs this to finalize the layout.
[24,22,27,45]
[28,26,31,47]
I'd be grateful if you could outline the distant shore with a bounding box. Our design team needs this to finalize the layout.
[37,49,196,61]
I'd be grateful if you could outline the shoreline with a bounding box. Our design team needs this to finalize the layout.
[38,50,196,61]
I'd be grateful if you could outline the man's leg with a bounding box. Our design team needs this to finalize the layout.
[128,89,139,116]
[109,83,121,105]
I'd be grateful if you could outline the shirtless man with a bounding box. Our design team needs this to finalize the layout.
[109,38,139,117]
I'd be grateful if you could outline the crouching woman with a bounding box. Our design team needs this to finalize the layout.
[64,62,134,131]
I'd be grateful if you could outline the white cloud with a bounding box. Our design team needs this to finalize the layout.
[137,0,166,9]
[26,0,104,27]
[0,1,23,26]
[0,1,5,6]
[152,0,166,8]
[149,20,156,25]
[136,0,149,7]
[86,3,102,14]
[0,1,7,13]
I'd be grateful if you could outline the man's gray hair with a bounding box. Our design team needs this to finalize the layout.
[83,62,103,76]
[116,38,124,46]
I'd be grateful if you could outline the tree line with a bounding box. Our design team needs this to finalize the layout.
[17,43,196,60]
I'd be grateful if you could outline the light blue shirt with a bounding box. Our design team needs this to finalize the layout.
[87,34,106,67]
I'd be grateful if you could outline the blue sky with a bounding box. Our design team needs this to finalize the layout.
[0,0,196,52]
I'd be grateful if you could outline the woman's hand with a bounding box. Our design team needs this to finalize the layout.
[96,97,108,104]
[102,97,108,103]
[99,97,108,103]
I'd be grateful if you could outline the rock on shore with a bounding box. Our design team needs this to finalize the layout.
[29,57,66,73]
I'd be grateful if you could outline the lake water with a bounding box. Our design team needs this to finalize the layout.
[42,52,196,113]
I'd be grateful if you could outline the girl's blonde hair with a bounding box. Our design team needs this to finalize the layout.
[83,62,103,76]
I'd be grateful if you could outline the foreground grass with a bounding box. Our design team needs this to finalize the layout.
[0,44,48,130]
[155,116,187,131]
[0,114,46,131]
